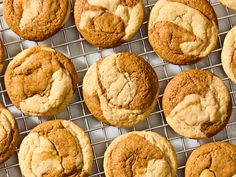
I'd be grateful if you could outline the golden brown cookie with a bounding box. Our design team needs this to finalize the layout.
[0,103,19,164]
[3,0,70,41]
[148,0,218,65]
[74,0,144,48]
[83,52,159,128]
[104,131,178,177]
[162,70,232,139]
[222,26,236,84]
[0,40,5,73]
[18,120,93,177]
[219,0,236,10]
[5,46,78,117]
[185,142,236,177]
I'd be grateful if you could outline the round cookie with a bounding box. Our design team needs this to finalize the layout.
[83,52,159,128]
[104,131,178,177]
[18,120,93,177]
[185,142,236,177]
[0,103,19,164]
[148,0,218,65]
[3,0,70,41]
[162,70,231,139]
[5,46,78,117]
[222,26,236,84]
[219,0,236,10]
[74,0,144,48]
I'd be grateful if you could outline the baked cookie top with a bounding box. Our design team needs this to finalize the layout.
[83,52,159,127]
[3,0,70,41]
[5,46,78,117]
[185,142,236,177]
[0,40,5,73]
[222,26,236,84]
[74,0,144,48]
[162,70,231,139]
[0,103,19,164]
[148,0,218,65]
[219,0,236,10]
[104,131,178,177]
[18,120,93,177]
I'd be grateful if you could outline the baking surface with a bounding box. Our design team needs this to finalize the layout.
[0,0,235,176]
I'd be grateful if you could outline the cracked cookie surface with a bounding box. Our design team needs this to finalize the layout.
[3,0,71,41]
[222,26,236,84]
[74,0,144,48]
[148,0,218,65]
[83,52,159,128]
[18,120,93,177]
[104,131,178,177]
[5,46,78,117]
[162,70,231,139]
[185,142,236,177]
[0,103,19,164]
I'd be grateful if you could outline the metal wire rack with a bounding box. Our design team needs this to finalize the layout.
[0,0,235,176]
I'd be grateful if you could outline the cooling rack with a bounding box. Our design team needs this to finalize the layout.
[0,0,235,176]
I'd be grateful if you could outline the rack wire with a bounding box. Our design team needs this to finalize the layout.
[0,0,235,176]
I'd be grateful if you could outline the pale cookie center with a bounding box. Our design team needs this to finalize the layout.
[20,69,73,115]
[200,169,215,177]
[20,0,43,29]
[135,159,172,177]
[80,0,142,40]
[166,76,230,137]
[150,1,218,57]
[32,136,63,176]
[0,109,14,141]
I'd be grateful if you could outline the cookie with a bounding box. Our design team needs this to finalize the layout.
[148,0,218,65]
[74,0,144,48]
[185,142,236,177]
[162,70,231,139]
[3,0,70,41]
[83,52,159,128]
[0,103,19,164]
[219,0,236,10]
[5,46,78,116]
[104,131,178,177]
[0,40,5,73]
[222,26,236,84]
[18,120,93,177]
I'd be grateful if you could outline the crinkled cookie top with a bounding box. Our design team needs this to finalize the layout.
[74,0,144,48]
[5,46,78,116]
[104,131,178,177]
[0,103,19,164]
[3,0,70,41]
[185,142,236,177]
[148,0,218,65]
[163,70,231,139]
[83,52,159,127]
[19,120,93,177]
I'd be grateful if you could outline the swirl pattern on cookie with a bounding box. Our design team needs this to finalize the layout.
[83,52,159,127]
[148,0,218,65]
[162,70,231,139]
[185,142,236,177]
[5,46,78,116]
[19,120,93,177]
[74,0,144,48]
[3,0,70,41]
[104,131,178,177]
[0,103,19,163]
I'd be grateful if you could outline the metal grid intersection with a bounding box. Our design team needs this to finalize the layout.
[0,0,235,176]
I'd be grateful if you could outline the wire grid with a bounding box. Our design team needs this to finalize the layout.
[0,0,235,176]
